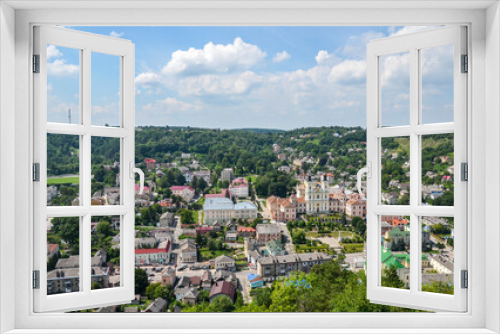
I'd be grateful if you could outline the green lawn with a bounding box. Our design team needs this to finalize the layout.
[341,243,364,253]
[47,176,79,185]
[262,200,267,208]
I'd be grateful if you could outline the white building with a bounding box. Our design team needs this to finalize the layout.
[229,177,249,198]
[203,197,257,224]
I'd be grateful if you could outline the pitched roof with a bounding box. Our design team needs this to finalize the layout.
[209,281,236,300]
[256,224,280,234]
[215,255,235,263]
[170,186,194,191]
[237,226,256,232]
[135,248,167,255]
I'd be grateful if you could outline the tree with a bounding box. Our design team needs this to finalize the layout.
[96,220,113,238]
[135,268,149,295]
[208,295,234,312]
[292,230,307,244]
[91,282,102,290]
[179,209,195,225]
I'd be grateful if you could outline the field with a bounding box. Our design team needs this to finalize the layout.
[341,243,364,253]
[47,176,79,185]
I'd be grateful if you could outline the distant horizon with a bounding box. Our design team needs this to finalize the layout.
[133,124,366,132]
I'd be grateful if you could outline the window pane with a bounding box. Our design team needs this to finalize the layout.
[91,216,121,290]
[91,137,121,206]
[46,45,80,124]
[421,216,454,295]
[421,44,454,124]
[380,52,410,127]
[47,134,80,206]
[47,216,80,295]
[91,52,121,127]
[381,137,410,205]
[381,215,410,290]
[421,134,454,206]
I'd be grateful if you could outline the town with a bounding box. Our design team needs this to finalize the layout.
[45,126,455,312]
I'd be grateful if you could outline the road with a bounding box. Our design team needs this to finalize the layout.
[277,222,295,254]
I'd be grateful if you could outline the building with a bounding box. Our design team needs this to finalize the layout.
[193,170,211,185]
[266,239,286,256]
[159,212,175,227]
[180,238,197,263]
[225,230,238,242]
[135,244,170,265]
[135,237,156,248]
[296,175,329,214]
[144,158,156,169]
[345,198,366,218]
[221,168,234,183]
[144,298,167,313]
[214,255,236,271]
[234,201,258,220]
[256,224,281,245]
[203,197,234,224]
[203,197,257,224]
[161,267,176,286]
[170,186,195,202]
[266,195,297,221]
[202,270,212,290]
[257,252,333,282]
[47,251,109,295]
[237,226,256,238]
[247,273,264,289]
[209,281,236,303]
[229,177,249,198]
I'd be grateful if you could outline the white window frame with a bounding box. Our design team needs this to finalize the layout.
[366,26,467,312]
[32,25,136,312]
[0,1,499,333]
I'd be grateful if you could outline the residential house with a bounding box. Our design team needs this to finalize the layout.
[266,195,297,221]
[143,298,167,313]
[214,255,236,271]
[190,276,202,289]
[213,270,238,287]
[159,212,175,227]
[256,224,281,245]
[209,281,236,303]
[182,288,199,306]
[170,186,195,202]
[144,158,156,170]
[345,199,366,218]
[237,226,256,238]
[134,247,170,265]
[161,267,176,287]
[180,238,197,263]
[201,270,212,290]
[229,177,249,198]
[225,230,238,242]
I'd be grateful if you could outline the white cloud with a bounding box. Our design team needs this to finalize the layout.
[329,100,360,109]
[389,26,440,37]
[109,31,124,38]
[47,59,79,77]
[143,97,202,114]
[47,45,63,59]
[329,60,366,84]
[178,71,263,96]
[273,51,291,63]
[161,37,266,76]
[315,50,335,64]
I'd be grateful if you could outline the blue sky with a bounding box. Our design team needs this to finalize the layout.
[46,26,453,129]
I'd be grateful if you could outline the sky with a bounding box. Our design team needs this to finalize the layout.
[46,26,453,129]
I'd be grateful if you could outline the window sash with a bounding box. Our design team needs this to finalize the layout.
[366,26,467,312]
[33,25,136,312]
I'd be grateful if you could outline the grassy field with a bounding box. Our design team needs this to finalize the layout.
[341,243,364,253]
[47,176,79,185]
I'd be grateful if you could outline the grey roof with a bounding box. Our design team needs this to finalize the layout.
[175,276,191,288]
[215,255,235,264]
[124,307,139,313]
[56,253,104,269]
[184,288,200,300]
[135,237,156,246]
[160,212,174,219]
[180,238,196,251]
[47,266,109,279]
[256,224,280,234]
[234,201,257,210]
[257,252,332,265]
[422,274,454,285]
[226,231,238,237]
[249,250,261,259]
[203,197,234,211]
[144,298,167,313]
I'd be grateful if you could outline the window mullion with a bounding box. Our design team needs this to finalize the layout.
[409,47,420,294]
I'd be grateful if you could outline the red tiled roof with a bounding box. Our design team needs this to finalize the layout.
[135,249,167,255]
[47,243,59,253]
[237,226,256,232]
[205,193,224,198]
[190,276,202,285]
[170,186,194,191]
[392,219,408,227]
[144,158,156,163]
[135,184,150,191]
[209,281,235,300]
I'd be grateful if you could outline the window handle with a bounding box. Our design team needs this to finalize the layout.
[357,162,371,194]
[130,162,145,194]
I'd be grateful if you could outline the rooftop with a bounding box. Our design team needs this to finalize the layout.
[203,197,234,211]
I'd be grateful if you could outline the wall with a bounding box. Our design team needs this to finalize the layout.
[0,2,16,333]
